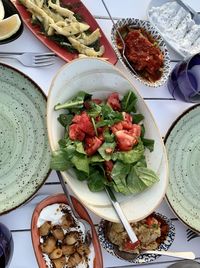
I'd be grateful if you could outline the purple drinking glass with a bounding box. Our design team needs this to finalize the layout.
[0,223,14,268]
[167,53,200,103]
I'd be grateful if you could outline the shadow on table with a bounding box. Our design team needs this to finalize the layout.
[168,260,200,268]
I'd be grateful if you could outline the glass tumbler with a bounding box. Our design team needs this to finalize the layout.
[167,53,200,103]
[0,223,14,268]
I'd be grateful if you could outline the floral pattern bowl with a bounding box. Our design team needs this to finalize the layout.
[97,212,175,264]
[111,18,171,87]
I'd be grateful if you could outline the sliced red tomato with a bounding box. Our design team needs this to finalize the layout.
[123,240,140,251]
[111,122,123,134]
[92,98,102,104]
[115,130,138,151]
[69,124,85,141]
[122,112,133,122]
[145,216,155,227]
[107,92,121,111]
[129,124,141,137]
[84,136,103,156]
[72,111,95,136]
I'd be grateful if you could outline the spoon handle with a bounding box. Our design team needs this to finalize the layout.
[105,186,138,243]
[146,250,195,260]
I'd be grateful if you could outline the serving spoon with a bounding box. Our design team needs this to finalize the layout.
[114,245,195,261]
[56,171,92,245]
[101,0,137,76]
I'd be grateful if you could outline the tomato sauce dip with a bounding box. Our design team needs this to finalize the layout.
[117,27,164,82]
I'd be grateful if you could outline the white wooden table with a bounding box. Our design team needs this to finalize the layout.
[0,1,200,267]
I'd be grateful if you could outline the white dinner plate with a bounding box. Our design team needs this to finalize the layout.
[47,58,168,222]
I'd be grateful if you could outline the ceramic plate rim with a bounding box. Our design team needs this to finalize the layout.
[0,62,50,215]
[164,104,200,233]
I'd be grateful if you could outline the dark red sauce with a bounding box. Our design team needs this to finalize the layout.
[116,27,164,82]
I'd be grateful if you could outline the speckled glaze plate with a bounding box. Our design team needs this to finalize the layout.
[165,105,200,233]
[111,18,171,87]
[0,63,51,215]
[98,212,175,264]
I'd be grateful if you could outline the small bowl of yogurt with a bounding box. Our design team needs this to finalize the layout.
[31,193,103,268]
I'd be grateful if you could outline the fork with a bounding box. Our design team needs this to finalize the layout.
[0,52,56,67]
[101,0,137,76]
[56,171,92,245]
[186,228,200,241]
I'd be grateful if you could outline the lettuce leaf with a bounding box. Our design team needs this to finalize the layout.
[111,161,131,195]
[127,166,159,194]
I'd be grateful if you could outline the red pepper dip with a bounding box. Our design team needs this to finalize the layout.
[117,28,164,82]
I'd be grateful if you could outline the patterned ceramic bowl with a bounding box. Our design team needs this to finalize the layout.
[111,18,171,87]
[97,212,175,264]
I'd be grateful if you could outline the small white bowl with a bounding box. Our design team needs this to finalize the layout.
[111,18,171,87]
[47,58,168,222]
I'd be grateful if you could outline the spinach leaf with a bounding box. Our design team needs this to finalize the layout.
[74,169,88,181]
[54,91,91,111]
[132,113,144,124]
[112,140,144,163]
[121,90,137,113]
[87,102,102,118]
[57,114,73,128]
[103,129,115,143]
[50,150,72,171]
[127,166,159,194]
[87,166,105,192]
[142,138,155,152]
[75,141,86,154]
[89,154,105,163]
[71,153,89,174]
[111,161,131,195]
[95,104,123,127]
[98,142,116,161]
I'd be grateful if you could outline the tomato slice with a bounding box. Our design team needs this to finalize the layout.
[72,111,95,136]
[84,136,103,156]
[69,124,85,141]
[145,216,155,227]
[123,240,140,251]
[107,92,121,111]
[115,130,138,151]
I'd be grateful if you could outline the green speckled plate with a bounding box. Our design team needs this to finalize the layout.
[165,105,200,233]
[0,63,51,215]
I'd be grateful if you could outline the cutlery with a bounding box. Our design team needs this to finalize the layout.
[176,0,200,24]
[0,52,56,67]
[114,245,195,261]
[186,228,200,241]
[101,0,137,76]
[105,186,138,244]
[56,171,92,245]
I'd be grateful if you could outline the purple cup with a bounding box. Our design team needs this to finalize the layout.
[167,53,200,103]
[0,223,14,268]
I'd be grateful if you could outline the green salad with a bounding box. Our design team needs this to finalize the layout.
[51,90,159,195]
